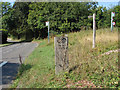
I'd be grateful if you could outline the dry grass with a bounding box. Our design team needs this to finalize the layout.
[68,28,118,87]
[68,28,118,65]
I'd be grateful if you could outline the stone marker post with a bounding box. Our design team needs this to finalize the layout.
[54,36,69,74]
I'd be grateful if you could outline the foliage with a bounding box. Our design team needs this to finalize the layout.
[10,2,31,39]
[0,2,11,17]
[1,2,119,40]
[0,29,8,43]
[0,2,12,30]
[27,2,97,37]
[113,5,120,27]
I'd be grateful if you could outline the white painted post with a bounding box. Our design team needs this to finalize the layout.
[88,13,96,48]
[46,21,50,43]
[0,4,2,89]
[93,13,96,48]
[111,12,113,32]
[111,12,115,32]
[48,22,50,43]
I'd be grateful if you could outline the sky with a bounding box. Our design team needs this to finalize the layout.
[97,2,119,9]
[1,0,120,9]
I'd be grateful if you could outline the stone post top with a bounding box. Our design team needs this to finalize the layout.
[65,34,68,37]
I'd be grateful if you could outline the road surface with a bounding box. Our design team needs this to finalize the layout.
[0,42,38,89]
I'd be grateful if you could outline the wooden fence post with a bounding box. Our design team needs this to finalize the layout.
[54,36,69,74]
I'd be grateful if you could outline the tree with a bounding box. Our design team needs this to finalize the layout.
[102,7,110,28]
[0,2,11,17]
[0,29,8,43]
[113,5,120,27]
[96,6,104,29]
[27,2,98,39]
[10,2,31,39]
[0,2,12,43]
[0,2,12,29]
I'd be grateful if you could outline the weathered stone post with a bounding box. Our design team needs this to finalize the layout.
[54,36,69,74]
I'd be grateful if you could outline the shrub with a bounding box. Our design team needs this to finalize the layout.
[0,29,8,44]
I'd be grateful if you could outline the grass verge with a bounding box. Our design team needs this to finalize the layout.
[11,28,119,88]
[0,42,13,47]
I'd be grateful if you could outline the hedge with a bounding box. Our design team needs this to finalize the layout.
[0,29,8,44]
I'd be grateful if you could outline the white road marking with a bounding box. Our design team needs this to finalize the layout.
[0,61,7,67]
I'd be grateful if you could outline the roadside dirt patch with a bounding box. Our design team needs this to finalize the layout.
[64,79,98,88]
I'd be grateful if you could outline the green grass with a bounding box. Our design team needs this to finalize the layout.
[11,28,119,88]
[0,42,13,47]
[11,39,55,88]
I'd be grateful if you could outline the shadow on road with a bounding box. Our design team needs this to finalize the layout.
[2,62,32,88]
[2,62,20,85]
[7,39,33,44]
[1,39,33,48]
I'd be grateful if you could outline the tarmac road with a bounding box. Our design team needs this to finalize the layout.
[0,42,38,89]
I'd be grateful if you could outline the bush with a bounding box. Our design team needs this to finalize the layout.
[0,29,8,44]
